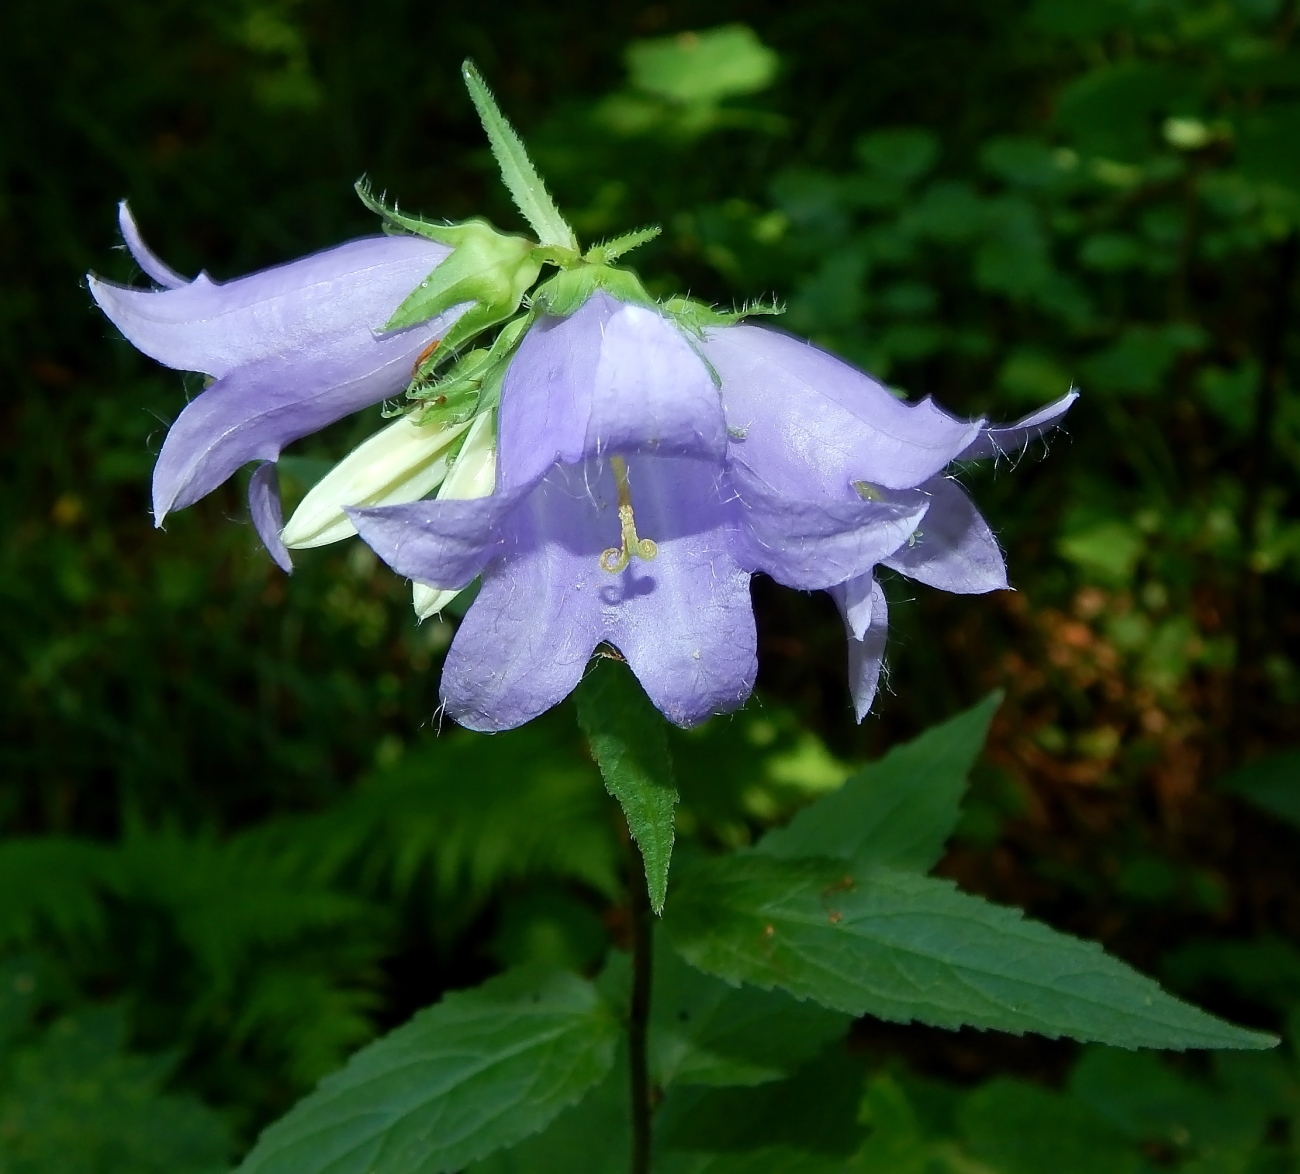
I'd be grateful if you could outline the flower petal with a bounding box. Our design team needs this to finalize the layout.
[153,324,454,521]
[703,323,983,495]
[118,202,188,289]
[882,477,1007,593]
[832,571,876,642]
[438,470,609,731]
[89,234,454,379]
[831,576,889,721]
[730,462,928,591]
[437,455,754,731]
[348,488,521,592]
[604,457,756,727]
[247,462,292,573]
[497,291,725,490]
[407,409,499,618]
[958,389,1078,462]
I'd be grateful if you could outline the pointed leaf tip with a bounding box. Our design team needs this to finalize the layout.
[461,58,579,252]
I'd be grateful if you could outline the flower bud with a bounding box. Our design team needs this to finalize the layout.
[281,414,471,549]
[412,409,497,619]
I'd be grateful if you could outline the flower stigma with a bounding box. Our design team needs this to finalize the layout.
[600,456,658,574]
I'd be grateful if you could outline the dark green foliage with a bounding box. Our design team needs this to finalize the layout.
[3,0,1300,1167]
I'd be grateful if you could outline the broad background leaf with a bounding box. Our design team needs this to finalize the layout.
[666,854,1275,1050]
[237,966,618,1174]
[576,662,678,913]
[758,692,1000,872]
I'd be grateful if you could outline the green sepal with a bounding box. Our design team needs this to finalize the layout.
[532,263,656,318]
[462,60,579,252]
[662,294,785,337]
[385,222,541,337]
[584,226,661,265]
[411,312,534,426]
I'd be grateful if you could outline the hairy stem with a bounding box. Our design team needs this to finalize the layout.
[627,834,653,1174]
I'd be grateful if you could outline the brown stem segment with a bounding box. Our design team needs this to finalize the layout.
[627,834,653,1174]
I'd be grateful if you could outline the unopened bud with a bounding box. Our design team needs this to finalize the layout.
[413,409,497,619]
[282,414,471,549]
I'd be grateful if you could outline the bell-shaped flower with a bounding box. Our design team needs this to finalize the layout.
[349,292,937,732]
[87,202,467,535]
[701,321,1076,718]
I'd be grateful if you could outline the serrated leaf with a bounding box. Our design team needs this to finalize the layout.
[655,1046,867,1157]
[576,662,678,914]
[664,854,1276,1050]
[650,931,850,1088]
[462,61,577,251]
[759,694,1000,873]
[469,1061,628,1174]
[236,966,619,1174]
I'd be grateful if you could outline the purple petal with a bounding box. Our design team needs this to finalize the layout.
[882,477,1007,593]
[831,576,889,721]
[348,490,523,591]
[730,462,928,591]
[602,457,756,727]
[832,572,876,641]
[248,462,292,573]
[703,323,983,496]
[89,234,453,379]
[497,291,725,491]
[435,456,754,731]
[437,468,610,732]
[958,390,1078,462]
[152,321,456,520]
[118,202,188,289]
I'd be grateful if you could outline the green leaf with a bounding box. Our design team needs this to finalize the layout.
[461,61,577,252]
[236,965,619,1174]
[1218,750,1300,828]
[468,1062,629,1174]
[0,1006,233,1174]
[758,693,1000,873]
[650,931,849,1088]
[958,1078,1141,1174]
[655,1046,867,1158]
[626,25,778,105]
[665,854,1276,1050]
[575,660,678,914]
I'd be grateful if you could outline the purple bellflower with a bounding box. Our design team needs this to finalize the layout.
[701,323,1076,718]
[91,70,1074,734]
[88,202,464,570]
[349,290,1075,732]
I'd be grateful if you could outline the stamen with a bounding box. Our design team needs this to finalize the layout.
[600,456,658,573]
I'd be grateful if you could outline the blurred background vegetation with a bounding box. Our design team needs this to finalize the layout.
[3,0,1300,1168]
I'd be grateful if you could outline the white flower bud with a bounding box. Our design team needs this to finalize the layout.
[281,414,471,549]
[412,409,497,620]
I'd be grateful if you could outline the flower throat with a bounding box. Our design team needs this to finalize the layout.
[600,456,658,574]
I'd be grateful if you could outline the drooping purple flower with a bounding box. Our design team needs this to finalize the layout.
[701,322,1077,717]
[88,203,464,536]
[351,293,931,731]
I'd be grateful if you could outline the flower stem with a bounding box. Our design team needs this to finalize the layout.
[627,832,653,1174]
